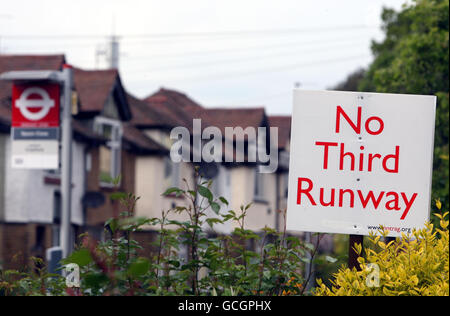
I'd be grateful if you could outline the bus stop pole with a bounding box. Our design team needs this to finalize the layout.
[60,64,73,258]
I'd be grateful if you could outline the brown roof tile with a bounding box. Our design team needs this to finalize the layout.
[122,124,168,155]
[144,88,268,136]
[268,115,291,149]
[127,93,179,129]
[0,54,65,72]
[197,107,266,134]
[145,88,202,111]
[73,68,118,113]
[143,88,204,130]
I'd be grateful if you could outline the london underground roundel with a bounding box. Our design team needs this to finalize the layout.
[12,83,60,128]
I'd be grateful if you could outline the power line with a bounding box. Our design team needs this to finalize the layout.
[123,44,368,73]
[123,35,371,60]
[0,24,377,41]
[0,34,370,55]
[126,54,371,84]
[122,25,377,40]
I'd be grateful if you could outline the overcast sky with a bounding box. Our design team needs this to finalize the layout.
[0,0,409,115]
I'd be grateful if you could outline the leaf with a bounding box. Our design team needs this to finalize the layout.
[300,257,311,264]
[435,199,442,210]
[63,248,93,267]
[162,187,183,196]
[187,190,197,198]
[198,185,213,202]
[168,260,181,268]
[219,196,229,206]
[353,242,363,255]
[105,217,119,233]
[210,202,221,214]
[304,242,315,251]
[206,218,222,228]
[112,175,122,186]
[325,255,338,263]
[84,272,109,288]
[110,192,127,201]
[128,258,150,278]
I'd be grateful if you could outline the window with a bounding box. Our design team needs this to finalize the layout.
[52,191,61,247]
[254,168,265,201]
[94,117,122,186]
[163,157,180,189]
[35,226,46,251]
[284,173,289,198]
[210,166,230,201]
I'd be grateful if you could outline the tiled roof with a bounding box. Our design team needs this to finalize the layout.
[72,120,107,145]
[0,54,65,72]
[144,88,202,111]
[122,124,168,155]
[73,68,118,113]
[73,68,132,121]
[144,88,268,136]
[127,93,179,129]
[197,107,266,135]
[268,115,291,149]
[143,88,203,130]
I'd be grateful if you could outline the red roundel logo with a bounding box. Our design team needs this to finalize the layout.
[12,83,60,128]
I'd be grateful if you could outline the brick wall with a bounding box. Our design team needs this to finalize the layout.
[0,223,52,270]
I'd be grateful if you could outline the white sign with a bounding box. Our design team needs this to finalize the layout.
[10,83,61,169]
[287,90,436,237]
[11,128,59,169]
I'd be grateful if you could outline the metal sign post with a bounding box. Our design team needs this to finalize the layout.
[60,64,73,258]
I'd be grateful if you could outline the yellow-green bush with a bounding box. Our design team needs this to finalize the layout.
[314,211,449,296]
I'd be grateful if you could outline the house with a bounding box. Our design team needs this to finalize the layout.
[141,88,289,233]
[72,67,132,238]
[0,54,294,270]
[268,115,291,231]
[193,106,277,232]
[0,55,167,269]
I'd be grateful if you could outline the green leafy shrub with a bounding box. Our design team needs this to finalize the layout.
[314,210,449,296]
[1,175,327,296]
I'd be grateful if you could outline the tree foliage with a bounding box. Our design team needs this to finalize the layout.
[356,0,449,211]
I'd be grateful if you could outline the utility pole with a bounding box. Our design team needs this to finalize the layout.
[94,34,119,70]
[95,44,107,69]
[109,35,119,69]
